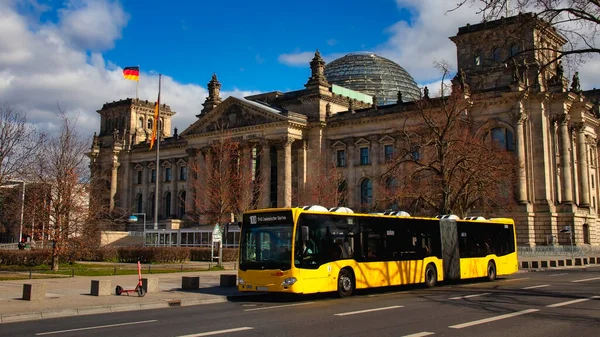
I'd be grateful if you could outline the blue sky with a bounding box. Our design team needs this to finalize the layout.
[1,0,599,138]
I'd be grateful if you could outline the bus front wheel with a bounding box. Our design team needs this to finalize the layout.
[337,269,354,298]
[424,264,437,288]
[487,261,497,281]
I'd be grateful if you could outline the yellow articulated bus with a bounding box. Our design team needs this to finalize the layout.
[237,206,518,297]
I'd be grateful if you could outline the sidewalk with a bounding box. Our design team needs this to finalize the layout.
[0,263,253,324]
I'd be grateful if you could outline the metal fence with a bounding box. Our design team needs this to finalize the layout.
[517,245,600,257]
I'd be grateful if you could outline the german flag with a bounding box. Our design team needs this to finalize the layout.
[123,66,140,81]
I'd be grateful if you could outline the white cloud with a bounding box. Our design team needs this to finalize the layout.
[278,51,315,67]
[57,0,129,51]
[0,1,258,140]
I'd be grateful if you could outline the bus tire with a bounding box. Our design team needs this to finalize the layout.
[424,263,437,288]
[337,268,354,298]
[487,261,497,281]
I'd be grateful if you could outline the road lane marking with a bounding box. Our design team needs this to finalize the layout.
[244,302,314,311]
[501,277,530,282]
[334,305,404,316]
[522,284,550,290]
[449,292,491,300]
[449,309,539,329]
[548,273,568,277]
[546,296,600,308]
[401,332,435,337]
[36,320,157,335]
[178,327,254,337]
[571,277,600,283]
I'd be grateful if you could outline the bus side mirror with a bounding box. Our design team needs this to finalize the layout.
[301,226,309,242]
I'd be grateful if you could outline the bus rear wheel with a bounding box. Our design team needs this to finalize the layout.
[337,269,354,298]
[424,264,437,288]
[487,261,497,281]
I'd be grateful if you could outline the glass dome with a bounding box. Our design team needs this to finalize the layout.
[324,52,420,104]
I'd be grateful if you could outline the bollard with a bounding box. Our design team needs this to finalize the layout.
[29,269,32,279]
[181,264,183,272]
[72,268,75,277]
[148,265,152,274]
[113,266,117,275]
[23,283,45,301]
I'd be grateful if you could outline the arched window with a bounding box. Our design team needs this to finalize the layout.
[148,193,155,219]
[136,194,143,213]
[164,192,171,217]
[474,51,482,66]
[178,191,186,218]
[510,44,519,58]
[360,178,373,206]
[147,118,153,130]
[583,224,590,244]
[492,47,502,63]
[138,117,143,129]
[491,127,515,151]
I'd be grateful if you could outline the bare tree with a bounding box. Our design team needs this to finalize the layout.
[188,124,265,227]
[31,110,90,271]
[0,103,41,186]
[296,152,347,209]
[0,104,43,242]
[379,66,517,218]
[451,1,600,68]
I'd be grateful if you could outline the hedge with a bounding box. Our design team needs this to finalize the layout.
[0,247,239,266]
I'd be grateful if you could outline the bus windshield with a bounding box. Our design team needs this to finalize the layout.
[239,211,294,271]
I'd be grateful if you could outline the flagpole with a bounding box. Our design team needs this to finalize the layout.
[153,74,161,230]
[136,65,140,100]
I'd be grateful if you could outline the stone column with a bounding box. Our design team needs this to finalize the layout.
[260,141,271,208]
[283,138,294,207]
[575,123,590,206]
[515,112,528,203]
[110,157,120,211]
[276,138,294,208]
[558,114,573,203]
[297,140,307,204]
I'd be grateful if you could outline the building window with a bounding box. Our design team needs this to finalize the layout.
[360,147,370,165]
[138,117,143,129]
[147,118,153,130]
[360,178,373,206]
[384,145,394,162]
[492,47,502,63]
[338,180,348,206]
[180,166,187,180]
[583,224,590,244]
[136,170,143,184]
[178,191,186,217]
[151,169,156,183]
[165,167,172,182]
[474,52,482,66]
[411,145,421,161]
[164,192,171,217]
[337,150,346,167]
[592,175,595,189]
[491,127,515,151]
[510,44,519,58]
[136,194,143,213]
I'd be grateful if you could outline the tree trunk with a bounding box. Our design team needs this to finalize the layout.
[51,245,59,271]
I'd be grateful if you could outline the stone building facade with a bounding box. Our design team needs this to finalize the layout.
[88,13,600,247]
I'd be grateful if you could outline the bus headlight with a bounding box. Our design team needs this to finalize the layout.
[282,277,297,286]
[238,277,245,285]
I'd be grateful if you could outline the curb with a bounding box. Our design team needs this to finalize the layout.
[0,291,265,324]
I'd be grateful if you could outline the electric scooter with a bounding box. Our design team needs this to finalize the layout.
[115,260,146,297]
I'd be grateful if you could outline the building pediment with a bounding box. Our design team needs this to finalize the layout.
[181,97,290,136]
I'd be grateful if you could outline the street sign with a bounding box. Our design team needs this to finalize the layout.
[560,226,571,234]
[212,224,222,243]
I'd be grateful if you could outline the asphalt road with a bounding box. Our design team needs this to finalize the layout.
[3,267,600,337]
